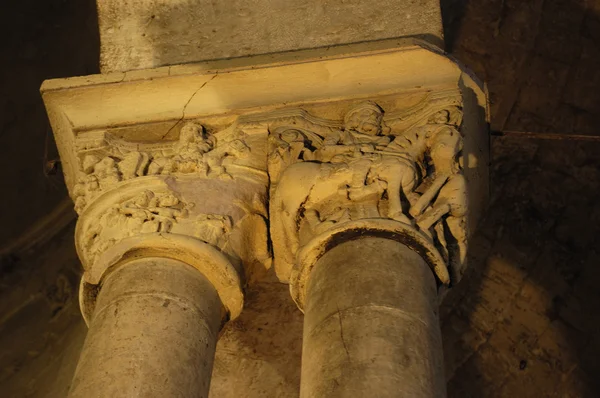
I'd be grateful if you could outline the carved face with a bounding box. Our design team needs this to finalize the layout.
[179,123,203,143]
[345,110,382,135]
[94,157,118,177]
[131,190,153,207]
[430,110,450,124]
[344,103,385,136]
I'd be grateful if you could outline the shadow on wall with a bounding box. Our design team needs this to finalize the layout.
[441,138,600,398]
[0,0,99,249]
[440,0,469,52]
[440,0,600,397]
[0,224,86,397]
[444,0,600,134]
[0,0,98,396]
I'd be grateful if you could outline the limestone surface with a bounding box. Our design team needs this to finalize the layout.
[97,0,444,72]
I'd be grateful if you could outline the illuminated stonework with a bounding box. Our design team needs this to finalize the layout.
[42,40,488,398]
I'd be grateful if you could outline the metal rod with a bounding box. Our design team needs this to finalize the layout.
[492,130,600,142]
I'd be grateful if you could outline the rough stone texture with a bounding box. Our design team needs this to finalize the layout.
[96,0,444,73]
[441,138,600,398]
[438,0,600,396]
[301,238,444,397]
[444,0,600,135]
[210,275,303,397]
[3,0,600,397]
[42,37,483,395]
[0,224,86,397]
[69,258,223,398]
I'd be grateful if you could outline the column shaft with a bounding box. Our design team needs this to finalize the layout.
[69,257,223,398]
[301,237,445,398]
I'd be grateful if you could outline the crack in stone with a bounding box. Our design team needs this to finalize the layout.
[161,73,219,140]
[337,303,351,360]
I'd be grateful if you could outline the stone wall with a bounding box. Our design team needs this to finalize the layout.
[96,0,443,72]
[442,0,600,396]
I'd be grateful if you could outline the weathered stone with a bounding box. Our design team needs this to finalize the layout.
[96,0,444,73]
[41,39,488,397]
[512,56,570,121]
[69,258,223,397]
[534,319,588,372]
[563,38,600,114]
[212,280,303,398]
[5,0,600,396]
[301,238,445,397]
[442,313,487,381]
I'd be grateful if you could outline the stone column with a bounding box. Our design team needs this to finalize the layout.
[43,79,271,394]
[42,117,270,394]
[265,55,489,396]
[301,238,444,398]
[69,257,223,397]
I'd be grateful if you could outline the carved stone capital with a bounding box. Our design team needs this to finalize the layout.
[268,92,487,309]
[42,39,488,315]
[57,118,271,323]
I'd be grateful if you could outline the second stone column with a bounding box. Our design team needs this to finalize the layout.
[301,237,445,397]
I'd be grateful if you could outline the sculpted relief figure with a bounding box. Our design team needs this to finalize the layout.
[72,122,251,213]
[82,190,189,266]
[69,97,468,293]
[72,119,269,308]
[269,99,468,282]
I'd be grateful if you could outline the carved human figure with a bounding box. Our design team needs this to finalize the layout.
[274,102,422,229]
[176,123,215,156]
[343,100,391,139]
[427,111,462,176]
[118,152,149,180]
[72,121,255,215]
[340,102,418,223]
[269,101,470,266]
[409,108,464,220]
[312,101,390,163]
[82,189,189,265]
[93,157,121,189]
[171,123,215,174]
[73,174,100,213]
[366,156,418,223]
[204,137,249,178]
[394,107,468,266]
[72,154,122,212]
[118,191,187,233]
[268,129,312,183]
